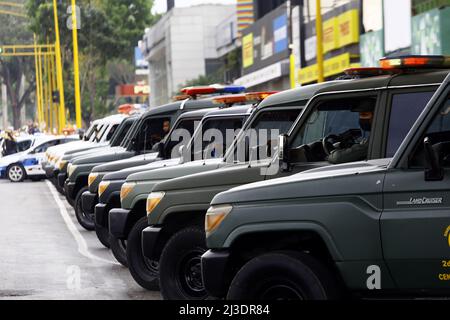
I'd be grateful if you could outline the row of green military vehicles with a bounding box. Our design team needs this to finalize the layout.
[42,55,450,300]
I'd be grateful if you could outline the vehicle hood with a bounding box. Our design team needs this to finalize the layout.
[152,160,271,193]
[92,152,159,172]
[104,158,181,181]
[127,158,224,183]
[71,147,132,165]
[211,159,391,205]
[62,145,115,161]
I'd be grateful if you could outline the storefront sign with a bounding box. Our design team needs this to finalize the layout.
[243,33,254,68]
[298,53,359,84]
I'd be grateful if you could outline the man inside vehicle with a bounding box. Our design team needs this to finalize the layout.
[327,110,373,164]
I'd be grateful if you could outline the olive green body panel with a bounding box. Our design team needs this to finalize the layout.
[121,159,224,209]
[381,168,450,289]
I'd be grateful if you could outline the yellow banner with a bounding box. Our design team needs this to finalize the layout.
[323,17,338,53]
[298,53,361,84]
[242,33,254,68]
[337,9,359,48]
[322,9,359,53]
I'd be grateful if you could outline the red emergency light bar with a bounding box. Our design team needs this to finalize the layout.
[380,55,450,69]
[212,92,278,105]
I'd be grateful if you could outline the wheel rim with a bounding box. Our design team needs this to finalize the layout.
[143,257,159,275]
[258,280,305,300]
[178,249,206,298]
[9,166,23,182]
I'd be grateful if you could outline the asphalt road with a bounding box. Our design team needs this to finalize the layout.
[0,179,161,300]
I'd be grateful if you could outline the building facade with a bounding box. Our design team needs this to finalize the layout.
[142,4,235,107]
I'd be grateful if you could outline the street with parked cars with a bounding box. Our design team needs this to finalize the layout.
[1,56,450,301]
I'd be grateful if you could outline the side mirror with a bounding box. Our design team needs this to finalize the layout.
[424,137,444,181]
[178,145,186,164]
[278,134,288,162]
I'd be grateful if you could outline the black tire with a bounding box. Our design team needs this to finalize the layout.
[74,187,95,231]
[7,164,26,182]
[159,227,208,300]
[127,217,159,290]
[110,234,128,267]
[227,252,340,300]
[95,223,110,248]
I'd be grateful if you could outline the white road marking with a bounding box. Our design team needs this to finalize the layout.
[46,180,120,266]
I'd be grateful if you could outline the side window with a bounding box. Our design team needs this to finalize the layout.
[290,96,376,164]
[137,117,172,153]
[18,140,32,152]
[410,94,450,167]
[34,140,60,153]
[386,91,435,157]
[105,124,119,141]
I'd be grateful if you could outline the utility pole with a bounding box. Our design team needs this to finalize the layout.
[315,0,324,83]
[71,0,82,130]
[2,84,7,129]
[52,0,66,133]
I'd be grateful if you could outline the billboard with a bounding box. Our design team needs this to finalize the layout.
[412,6,450,55]
[241,3,290,74]
[360,30,384,67]
[383,0,412,53]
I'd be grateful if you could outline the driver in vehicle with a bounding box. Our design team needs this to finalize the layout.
[327,110,373,164]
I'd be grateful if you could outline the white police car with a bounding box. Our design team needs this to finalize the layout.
[0,135,78,182]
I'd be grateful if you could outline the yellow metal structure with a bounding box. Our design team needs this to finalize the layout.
[315,0,324,83]
[71,0,82,129]
[53,0,66,133]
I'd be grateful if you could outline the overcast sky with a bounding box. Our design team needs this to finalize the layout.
[152,0,237,14]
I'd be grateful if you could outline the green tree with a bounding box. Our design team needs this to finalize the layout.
[26,0,159,126]
[0,1,36,129]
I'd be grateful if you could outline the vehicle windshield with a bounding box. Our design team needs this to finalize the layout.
[225,107,304,164]
[84,124,98,141]
[188,115,246,161]
[161,117,202,159]
[121,118,141,148]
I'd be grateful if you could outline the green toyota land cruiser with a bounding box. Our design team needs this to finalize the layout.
[65,98,219,230]
[143,56,449,300]
[96,101,253,265]
[120,82,351,292]
[202,59,450,299]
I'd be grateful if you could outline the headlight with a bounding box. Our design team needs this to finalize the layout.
[68,164,78,178]
[120,182,136,202]
[88,172,99,187]
[98,181,110,197]
[57,160,68,170]
[205,205,233,236]
[146,192,165,216]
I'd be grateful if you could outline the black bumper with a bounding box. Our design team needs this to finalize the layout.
[44,165,55,179]
[95,203,108,227]
[201,249,231,298]
[142,226,163,261]
[57,173,67,190]
[109,208,131,239]
[81,191,97,215]
[64,181,76,201]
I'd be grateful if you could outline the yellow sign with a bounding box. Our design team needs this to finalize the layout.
[298,53,360,84]
[242,33,254,68]
[322,9,359,53]
[337,9,359,48]
[323,17,338,53]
